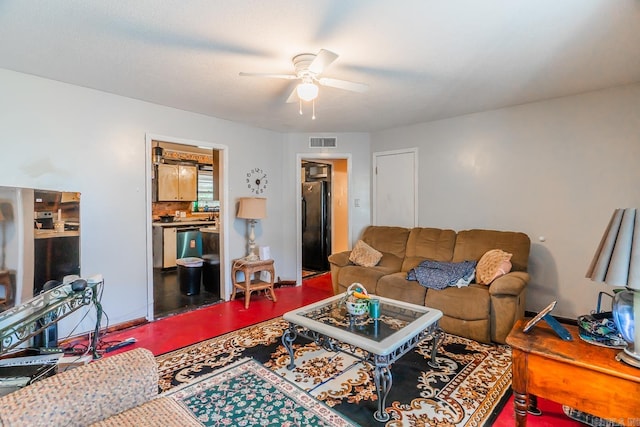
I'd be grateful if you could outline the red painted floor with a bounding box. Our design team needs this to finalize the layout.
[493,395,582,427]
[81,273,581,426]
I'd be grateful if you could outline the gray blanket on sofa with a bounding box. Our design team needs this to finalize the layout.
[407,260,477,290]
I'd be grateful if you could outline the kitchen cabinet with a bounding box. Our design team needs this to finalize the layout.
[156,164,197,201]
[152,226,177,268]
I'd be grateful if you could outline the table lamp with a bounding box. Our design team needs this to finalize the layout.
[586,208,640,367]
[237,197,266,261]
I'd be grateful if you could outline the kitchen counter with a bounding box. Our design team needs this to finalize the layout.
[152,220,218,269]
[200,227,219,233]
[34,230,80,239]
[152,220,216,228]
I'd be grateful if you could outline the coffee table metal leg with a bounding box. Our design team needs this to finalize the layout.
[428,326,443,369]
[373,361,392,422]
[282,324,298,370]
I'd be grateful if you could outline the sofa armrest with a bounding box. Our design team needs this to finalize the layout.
[0,348,158,427]
[488,271,530,296]
[488,271,530,343]
[328,251,352,294]
[328,251,352,268]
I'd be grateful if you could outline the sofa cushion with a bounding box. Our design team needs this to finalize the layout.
[337,265,394,295]
[476,249,512,285]
[349,239,382,267]
[402,228,457,272]
[361,226,411,260]
[438,315,491,344]
[332,226,410,295]
[376,272,427,305]
[425,284,491,321]
[425,284,493,342]
[452,229,530,272]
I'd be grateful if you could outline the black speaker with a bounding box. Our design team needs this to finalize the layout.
[32,319,58,348]
[33,280,62,348]
[71,279,87,292]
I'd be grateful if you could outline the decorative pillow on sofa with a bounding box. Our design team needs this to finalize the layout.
[476,249,513,285]
[349,240,383,267]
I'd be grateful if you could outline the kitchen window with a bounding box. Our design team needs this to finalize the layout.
[195,168,215,211]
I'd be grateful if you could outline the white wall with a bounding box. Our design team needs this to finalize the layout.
[0,69,288,335]
[371,84,640,319]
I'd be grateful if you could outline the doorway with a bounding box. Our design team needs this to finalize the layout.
[373,148,418,227]
[145,134,228,321]
[297,155,350,280]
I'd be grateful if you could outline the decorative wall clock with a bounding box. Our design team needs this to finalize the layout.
[246,168,268,194]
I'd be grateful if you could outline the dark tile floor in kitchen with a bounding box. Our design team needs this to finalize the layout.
[153,268,222,319]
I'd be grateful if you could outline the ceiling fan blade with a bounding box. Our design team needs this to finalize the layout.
[308,49,338,74]
[285,86,299,103]
[239,72,298,80]
[318,77,369,93]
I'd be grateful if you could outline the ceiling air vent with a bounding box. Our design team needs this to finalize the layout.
[309,137,337,148]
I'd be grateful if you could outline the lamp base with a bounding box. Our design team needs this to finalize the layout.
[245,219,259,261]
[616,346,640,368]
[612,289,640,368]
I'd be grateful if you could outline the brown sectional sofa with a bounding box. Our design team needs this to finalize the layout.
[328,226,531,344]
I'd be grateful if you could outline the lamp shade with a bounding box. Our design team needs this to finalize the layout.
[237,197,267,220]
[586,208,640,290]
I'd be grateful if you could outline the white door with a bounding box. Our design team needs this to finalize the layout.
[373,149,418,227]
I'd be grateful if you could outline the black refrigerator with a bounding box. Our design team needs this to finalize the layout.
[301,181,330,271]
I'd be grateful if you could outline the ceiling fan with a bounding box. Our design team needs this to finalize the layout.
[239,49,368,108]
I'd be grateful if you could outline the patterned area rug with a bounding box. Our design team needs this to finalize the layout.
[162,358,357,426]
[156,317,512,426]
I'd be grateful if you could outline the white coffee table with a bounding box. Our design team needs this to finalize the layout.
[282,293,443,422]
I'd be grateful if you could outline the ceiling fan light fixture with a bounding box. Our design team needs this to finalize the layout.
[297,82,318,102]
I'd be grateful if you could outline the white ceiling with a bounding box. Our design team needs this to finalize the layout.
[1,1,639,133]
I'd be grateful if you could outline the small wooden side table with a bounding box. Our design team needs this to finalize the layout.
[506,319,640,427]
[231,259,277,309]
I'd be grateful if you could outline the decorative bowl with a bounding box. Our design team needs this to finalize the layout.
[345,300,369,316]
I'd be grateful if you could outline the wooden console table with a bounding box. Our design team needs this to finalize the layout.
[506,319,640,426]
[231,259,277,309]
